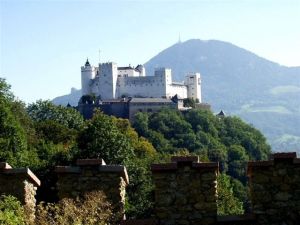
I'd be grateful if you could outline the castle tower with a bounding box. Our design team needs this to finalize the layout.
[98,62,118,99]
[135,64,146,77]
[81,59,96,96]
[185,73,202,102]
[155,68,172,98]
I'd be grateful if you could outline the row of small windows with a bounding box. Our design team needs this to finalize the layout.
[117,83,165,87]
[132,102,171,106]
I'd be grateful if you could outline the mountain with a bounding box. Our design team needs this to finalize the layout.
[144,39,300,152]
[52,39,300,152]
[52,87,81,106]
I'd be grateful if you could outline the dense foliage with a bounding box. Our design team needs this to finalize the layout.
[0,195,25,225]
[134,108,270,169]
[0,78,272,220]
[133,108,271,213]
[36,191,112,225]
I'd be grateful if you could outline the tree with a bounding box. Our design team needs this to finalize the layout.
[125,157,155,218]
[183,98,196,108]
[219,116,271,160]
[27,100,84,130]
[0,195,25,225]
[133,112,149,137]
[77,111,134,165]
[0,79,28,167]
[34,120,77,145]
[227,145,249,182]
[217,173,244,216]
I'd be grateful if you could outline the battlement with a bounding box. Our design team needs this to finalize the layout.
[126,152,300,225]
[2,153,299,224]
[248,152,300,225]
[151,156,219,225]
[0,162,40,223]
[55,159,128,222]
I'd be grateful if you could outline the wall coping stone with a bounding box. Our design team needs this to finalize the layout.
[55,166,81,173]
[272,152,297,160]
[0,163,40,186]
[99,165,129,184]
[192,162,219,169]
[171,156,199,163]
[151,160,219,172]
[151,163,178,172]
[0,162,12,169]
[247,152,299,175]
[55,160,129,184]
[76,159,106,166]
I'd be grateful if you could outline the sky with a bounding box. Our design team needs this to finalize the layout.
[0,0,300,103]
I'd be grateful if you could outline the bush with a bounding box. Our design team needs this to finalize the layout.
[0,195,25,225]
[36,191,112,225]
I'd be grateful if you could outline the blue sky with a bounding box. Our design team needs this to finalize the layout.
[1,0,299,103]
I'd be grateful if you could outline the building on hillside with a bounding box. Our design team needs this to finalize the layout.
[81,59,202,102]
[77,96,188,120]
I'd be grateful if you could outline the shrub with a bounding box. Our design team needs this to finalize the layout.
[36,191,112,225]
[0,195,25,225]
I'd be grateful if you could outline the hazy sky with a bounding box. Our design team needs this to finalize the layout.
[1,0,299,103]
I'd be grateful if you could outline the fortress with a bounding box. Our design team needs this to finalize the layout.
[81,59,202,101]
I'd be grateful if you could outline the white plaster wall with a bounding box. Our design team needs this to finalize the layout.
[98,63,118,99]
[81,66,96,96]
[185,73,201,102]
[84,63,202,102]
[118,68,140,77]
[117,75,167,98]
[166,84,188,99]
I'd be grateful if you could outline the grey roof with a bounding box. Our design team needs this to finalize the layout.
[217,110,225,116]
[85,58,90,67]
[101,99,128,103]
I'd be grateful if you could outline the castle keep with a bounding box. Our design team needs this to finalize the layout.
[81,59,202,102]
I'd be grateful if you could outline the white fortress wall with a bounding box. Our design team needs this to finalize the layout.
[118,68,140,77]
[81,65,96,96]
[117,75,167,98]
[81,60,202,101]
[98,62,118,99]
[185,73,201,102]
[166,83,188,99]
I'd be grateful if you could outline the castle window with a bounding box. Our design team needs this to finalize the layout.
[139,109,143,112]
[147,109,152,112]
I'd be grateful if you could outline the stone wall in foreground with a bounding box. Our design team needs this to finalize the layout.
[123,152,300,225]
[248,152,300,225]
[55,159,129,222]
[0,162,40,223]
[151,156,219,225]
